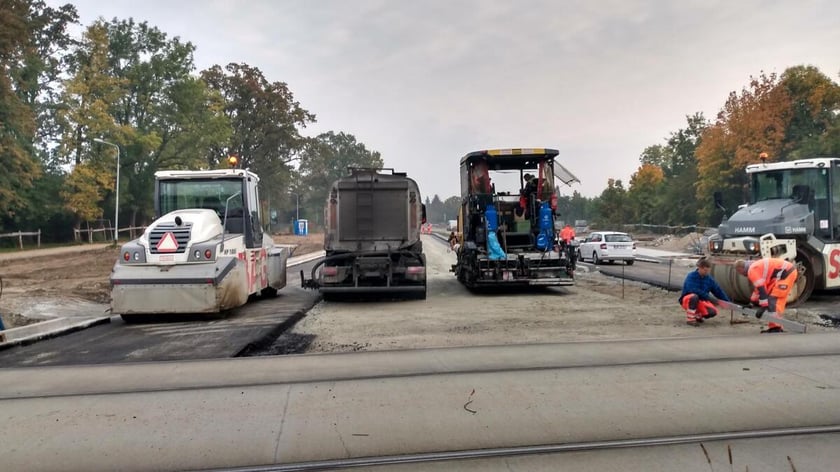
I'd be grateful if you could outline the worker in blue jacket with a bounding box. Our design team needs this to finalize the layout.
[680,257,731,325]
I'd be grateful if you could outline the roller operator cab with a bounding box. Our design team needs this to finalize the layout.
[707,157,840,306]
[110,168,288,320]
[303,168,427,299]
[451,148,581,288]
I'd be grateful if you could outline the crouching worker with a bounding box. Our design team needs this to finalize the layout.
[735,258,797,334]
[679,257,731,326]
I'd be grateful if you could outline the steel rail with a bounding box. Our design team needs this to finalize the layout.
[203,425,840,472]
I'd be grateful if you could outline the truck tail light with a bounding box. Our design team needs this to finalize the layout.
[406,266,425,275]
[600,243,607,250]
[323,266,338,276]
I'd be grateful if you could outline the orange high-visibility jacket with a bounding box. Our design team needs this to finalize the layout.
[747,258,795,300]
[560,226,575,243]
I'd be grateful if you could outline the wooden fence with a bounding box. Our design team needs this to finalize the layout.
[73,226,147,244]
[0,230,41,250]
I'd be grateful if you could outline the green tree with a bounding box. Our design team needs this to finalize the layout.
[0,0,38,220]
[0,0,76,223]
[639,144,670,172]
[296,131,383,225]
[57,19,232,226]
[105,19,230,226]
[778,65,840,159]
[202,62,314,218]
[658,113,707,225]
[428,195,444,223]
[594,178,628,228]
[442,196,460,223]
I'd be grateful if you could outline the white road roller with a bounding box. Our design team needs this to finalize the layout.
[110,161,287,320]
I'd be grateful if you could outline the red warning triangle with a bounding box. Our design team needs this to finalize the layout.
[156,231,179,253]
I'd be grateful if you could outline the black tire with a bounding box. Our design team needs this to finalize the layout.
[261,286,279,298]
[626,259,635,266]
[788,251,815,307]
[593,251,600,265]
[576,249,582,261]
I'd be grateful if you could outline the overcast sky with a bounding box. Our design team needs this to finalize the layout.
[55,0,840,199]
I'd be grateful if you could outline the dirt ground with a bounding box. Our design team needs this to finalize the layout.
[283,234,832,354]
[0,233,325,328]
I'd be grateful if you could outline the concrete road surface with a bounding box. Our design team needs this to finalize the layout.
[2,333,840,471]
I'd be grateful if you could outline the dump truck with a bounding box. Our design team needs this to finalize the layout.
[706,156,840,306]
[110,165,288,320]
[303,168,427,299]
[451,148,580,288]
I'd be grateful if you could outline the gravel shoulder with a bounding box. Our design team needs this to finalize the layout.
[286,235,832,354]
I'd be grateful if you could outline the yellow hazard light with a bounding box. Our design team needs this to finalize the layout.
[227,155,239,168]
[486,148,546,156]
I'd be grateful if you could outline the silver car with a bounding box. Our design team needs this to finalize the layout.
[577,231,636,265]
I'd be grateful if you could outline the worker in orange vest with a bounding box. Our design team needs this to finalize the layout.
[735,258,798,333]
[559,224,575,245]
[558,224,576,266]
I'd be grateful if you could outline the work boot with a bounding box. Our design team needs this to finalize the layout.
[760,326,784,334]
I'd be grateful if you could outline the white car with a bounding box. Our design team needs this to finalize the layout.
[577,231,636,265]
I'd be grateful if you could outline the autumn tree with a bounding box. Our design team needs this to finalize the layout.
[627,163,665,224]
[57,19,231,226]
[695,73,792,223]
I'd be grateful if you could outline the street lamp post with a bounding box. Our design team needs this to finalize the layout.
[290,192,300,221]
[94,138,120,243]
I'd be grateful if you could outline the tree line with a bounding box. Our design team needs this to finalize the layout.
[594,65,840,230]
[1,0,382,242]
[4,2,839,240]
[426,66,840,231]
